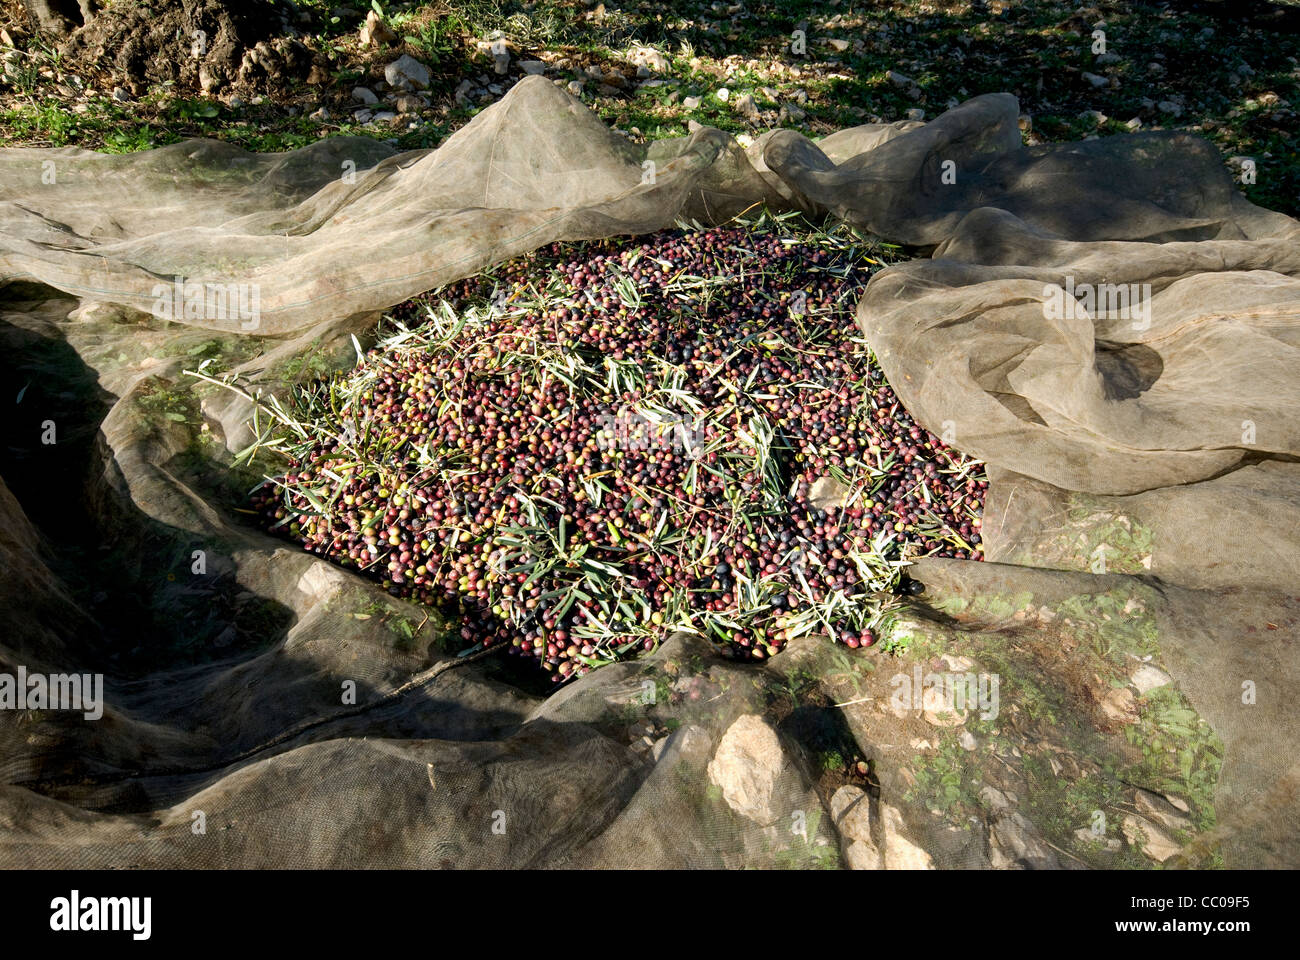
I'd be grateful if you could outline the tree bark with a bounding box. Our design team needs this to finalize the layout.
[22,0,93,37]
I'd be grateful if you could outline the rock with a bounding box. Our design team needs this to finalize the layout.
[352,86,378,105]
[1082,72,1109,88]
[353,109,373,123]
[307,64,331,85]
[687,119,704,133]
[519,60,547,76]
[308,106,330,122]
[372,111,397,123]
[827,38,850,52]
[394,94,425,114]
[111,87,131,103]
[734,92,759,120]
[1073,826,1122,851]
[990,812,1060,868]
[905,108,925,122]
[886,70,912,88]
[809,476,849,511]
[1157,100,1183,117]
[1163,793,1191,814]
[566,80,584,97]
[1099,686,1139,726]
[454,79,475,104]
[958,730,978,751]
[360,10,398,48]
[879,802,934,869]
[1124,117,1143,131]
[682,95,701,109]
[384,54,431,91]
[634,47,671,74]
[1130,664,1171,695]
[922,684,967,727]
[1134,789,1193,833]
[979,785,1012,813]
[779,102,806,123]
[1080,109,1108,126]
[228,95,245,109]
[198,64,223,94]
[1123,815,1182,862]
[844,839,883,869]
[830,785,872,843]
[636,65,651,79]
[707,714,788,824]
[1096,52,1121,65]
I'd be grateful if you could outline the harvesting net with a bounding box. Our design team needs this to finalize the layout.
[1,79,1297,869]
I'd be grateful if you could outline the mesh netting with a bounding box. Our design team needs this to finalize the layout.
[1,80,1297,868]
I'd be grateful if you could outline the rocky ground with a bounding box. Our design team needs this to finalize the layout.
[0,0,1297,214]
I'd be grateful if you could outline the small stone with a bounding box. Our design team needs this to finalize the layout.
[1134,789,1192,832]
[636,47,670,73]
[827,38,850,52]
[352,86,378,105]
[779,102,806,122]
[228,95,245,109]
[372,111,397,123]
[384,54,431,91]
[879,802,934,869]
[905,108,925,121]
[707,714,789,824]
[1099,686,1139,726]
[958,730,978,751]
[1082,72,1109,88]
[309,106,330,121]
[519,60,547,76]
[111,86,131,103]
[353,108,373,123]
[636,64,651,79]
[991,812,1060,868]
[682,95,701,109]
[306,64,331,85]
[359,10,398,48]
[830,785,872,843]
[1130,664,1171,695]
[979,785,1011,813]
[1080,109,1108,126]
[1157,100,1183,117]
[734,92,759,120]
[566,80,584,97]
[1074,826,1122,851]
[394,94,425,114]
[1124,117,1142,131]
[886,70,912,88]
[687,119,704,133]
[1123,815,1182,862]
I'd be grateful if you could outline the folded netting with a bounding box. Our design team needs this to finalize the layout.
[1,79,1297,868]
